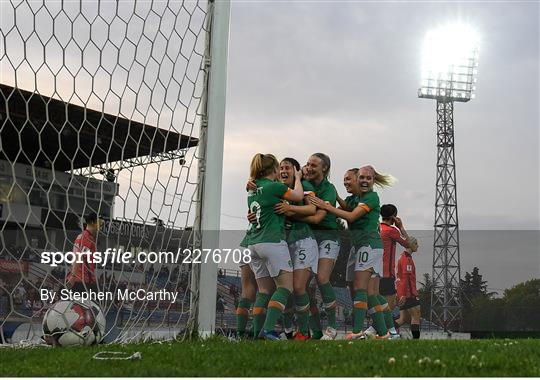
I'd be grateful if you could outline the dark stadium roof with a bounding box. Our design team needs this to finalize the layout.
[0,84,198,171]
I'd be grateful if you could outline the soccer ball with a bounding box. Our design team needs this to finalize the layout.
[83,300,106,343]
[42,300,105,347]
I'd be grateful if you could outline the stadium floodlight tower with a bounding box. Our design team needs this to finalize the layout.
[418,23,480,331]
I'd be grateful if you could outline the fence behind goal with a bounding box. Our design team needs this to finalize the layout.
[0,0,227,344]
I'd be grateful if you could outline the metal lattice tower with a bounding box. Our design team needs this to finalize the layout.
[418,23,480,332]
[431,100,462,330]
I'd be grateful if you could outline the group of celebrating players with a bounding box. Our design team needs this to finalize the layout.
[236,153,421,341]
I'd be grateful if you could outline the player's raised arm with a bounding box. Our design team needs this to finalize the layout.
[309,196,368,224]
[393,215,418,248]
[296,165,355,225]
[336,194,349,210]
[274,201,316,217]
[380,205,412,248]
[280,168,304,202]
[246,178,257,191]
[294,207,327,224]
[246,210,257,224]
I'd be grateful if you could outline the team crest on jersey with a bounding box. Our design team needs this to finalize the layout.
[406,264,413,271]
[247,187,264,196]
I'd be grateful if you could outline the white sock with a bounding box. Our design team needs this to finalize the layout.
[389,327,398,335]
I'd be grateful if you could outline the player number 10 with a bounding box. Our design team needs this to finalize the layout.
[357,250,369,264]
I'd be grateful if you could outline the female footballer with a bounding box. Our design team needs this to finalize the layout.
[236,230,269,338]
[395,239,421,339]
[297,153,341,340]
[274,157,319,340]
[310,165,393,339]
[374,204,414,338]
[246,153,304,340]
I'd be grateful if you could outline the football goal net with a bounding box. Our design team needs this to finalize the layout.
[0,0,229,344]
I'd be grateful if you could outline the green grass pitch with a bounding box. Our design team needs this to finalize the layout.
[1,338,539,377]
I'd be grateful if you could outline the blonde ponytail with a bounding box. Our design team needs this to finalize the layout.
[250,153,279,179]
[374,170,395,188]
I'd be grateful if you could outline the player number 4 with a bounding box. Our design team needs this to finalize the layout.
[324,242,331,255]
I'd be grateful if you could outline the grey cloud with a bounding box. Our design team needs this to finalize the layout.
[224,1,539,231]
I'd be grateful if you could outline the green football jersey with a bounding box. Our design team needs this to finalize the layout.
[239,229,251,248]
[286,179,316,244]
[344,190,382,249]
[247,178,290,244]
[310,178,339,243]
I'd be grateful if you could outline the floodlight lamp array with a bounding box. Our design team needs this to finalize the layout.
[418,24,480,102]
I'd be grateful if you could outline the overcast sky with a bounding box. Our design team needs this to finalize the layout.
[3,1,536,232]
[221,1,539,232]
[218,2,539,290]
[1,1,537,291]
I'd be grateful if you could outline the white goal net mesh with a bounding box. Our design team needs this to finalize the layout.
[0,0,214,344]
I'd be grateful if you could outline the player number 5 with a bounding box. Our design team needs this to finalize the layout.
[298,249,306,261]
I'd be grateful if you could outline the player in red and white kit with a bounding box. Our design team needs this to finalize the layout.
[367,204,413,338]
[395,239,421,339]
[66,212,103,293]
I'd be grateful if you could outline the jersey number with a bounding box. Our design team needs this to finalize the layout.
[357,249,369,263]
[298,249,306,261]
[324,242,331,255]
[249,201,262,229]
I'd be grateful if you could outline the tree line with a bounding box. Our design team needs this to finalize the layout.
[418,267,540,337]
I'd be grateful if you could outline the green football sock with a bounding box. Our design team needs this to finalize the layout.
[368,295,388,336]
[319,282,337,329]
[236,298,253,336]
[377,295,394,331]
[294,292,310,335]
[353,289,368,333]
[282,295,294,331]
[263,287,291,332]
[309,298,323,339]
[253,292,270,337]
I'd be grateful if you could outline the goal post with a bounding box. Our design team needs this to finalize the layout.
[191,0,231,338]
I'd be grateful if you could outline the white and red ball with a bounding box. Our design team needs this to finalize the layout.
[42,300,105,347]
